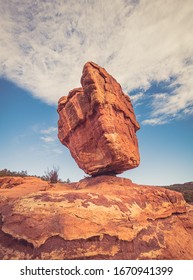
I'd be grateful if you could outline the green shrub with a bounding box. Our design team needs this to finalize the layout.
[0,169,28,177]
[42,166,60,183]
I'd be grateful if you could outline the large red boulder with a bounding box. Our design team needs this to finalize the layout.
[58,62,140,175]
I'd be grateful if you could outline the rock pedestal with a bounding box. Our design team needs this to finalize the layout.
[58,62,140,175]
[0,176,193,260]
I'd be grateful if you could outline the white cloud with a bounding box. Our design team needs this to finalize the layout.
[40,126,62,154]
[151,64,193,118]
[184,106,193,115]
[142,118,167,126]
[52,148,63,155]
[130,92,144,103]
[40,136,55,143]
[40,127,57,134]
[40,126,58,143]
[0,0,193,122]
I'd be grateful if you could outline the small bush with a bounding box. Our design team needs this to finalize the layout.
[42,166,60,183]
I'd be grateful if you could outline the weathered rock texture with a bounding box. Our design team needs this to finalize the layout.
[58,62,140,175]
[1,176,193,260]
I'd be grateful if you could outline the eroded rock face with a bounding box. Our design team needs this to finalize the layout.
[0,176,193,260]
[58,62,140,175]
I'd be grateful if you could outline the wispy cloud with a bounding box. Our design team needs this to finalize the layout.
[40,136,55,143]
[130,92,144,104]
[184,106,193,115]
[40,127,57,134]
[0,0,193,123]
[40,126,63,154]
[142,117,167,126]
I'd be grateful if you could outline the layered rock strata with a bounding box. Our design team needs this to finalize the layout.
[0,176,193,260]
[58,62,140,175]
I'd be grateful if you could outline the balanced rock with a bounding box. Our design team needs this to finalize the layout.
[58,62,140,175]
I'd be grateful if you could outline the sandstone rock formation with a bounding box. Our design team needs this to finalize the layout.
[58,62,140,175]
[1,176,193,260]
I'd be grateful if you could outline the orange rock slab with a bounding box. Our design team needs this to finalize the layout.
[0,176,193,260]
[58,62,140,175]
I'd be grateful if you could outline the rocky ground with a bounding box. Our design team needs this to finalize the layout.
[0,176,193,260]
[162,182,193,205]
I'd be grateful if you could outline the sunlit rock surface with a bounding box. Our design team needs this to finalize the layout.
[1,176,193,260]
[58,62,140,175]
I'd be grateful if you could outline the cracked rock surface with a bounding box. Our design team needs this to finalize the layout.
[58,62,140,175]
[0,176,193,260]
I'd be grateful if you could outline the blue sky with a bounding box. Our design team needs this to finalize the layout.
[0,0,193,185]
